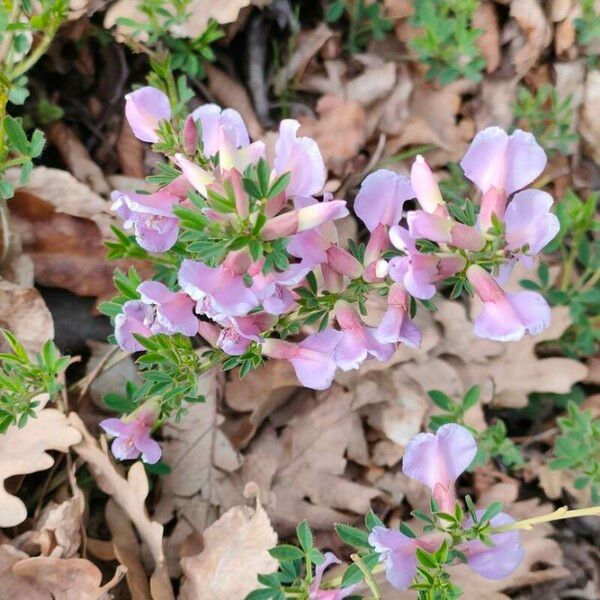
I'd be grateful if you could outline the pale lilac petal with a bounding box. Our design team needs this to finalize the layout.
[389,225,417,254]
[111,436,141,460]
[403,424,477,490]
[125,87,171,143]
[289,354,338,390]
[335,329,369,371]
[354,169,414,232]
[100,418,134,437]
[133,215,180,253]
[407,211,452,243]
[312,553,340,592]
[138,280,176,305]
[504,189,560,256]
[460,127,546,194]
[262,285,295,315]
[136,433,162,464]
[465,512,524,580]
[507,291,551,336]
[218,328,251,355]
[114,300,154,352]
[191,104,222,156]
[404,255,438,300]
[156,295,198,336]
[410,155,444,214]
[473,299,525,342]
[274,119,326,198]
[368,526,417,590]
[174,154,213,196]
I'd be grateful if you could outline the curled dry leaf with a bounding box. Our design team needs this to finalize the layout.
[0,394,81,527]
[509,0,553,76]
[473,1,501,73]
[179,492,278,600]
[68,412,174,600]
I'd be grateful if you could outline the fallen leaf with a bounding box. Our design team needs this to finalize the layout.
[475,77,520,130]
[12,557,125,600]
[0,395,81,527]
[509,0,553,76]
[33,495,85,558]
[299,94,366,174]
[580,69,600,165]
[179,492,278,600]
[68,412,174,599]
[474,1,501,73]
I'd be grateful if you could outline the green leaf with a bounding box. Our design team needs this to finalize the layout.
[268,544,304,562]
[296,520,313,552]
[334,523,371,549]
[427,390,454,412]
[462,385,480,410]
[4,115,29,154]
[365,509,384,531]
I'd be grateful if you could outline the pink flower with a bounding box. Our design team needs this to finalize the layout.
[326,245,363,278]
[262,329,343,390]
[261,200,348,240]
[273,119,326,198]
[354,169,414,232]
[111,179,187,253]
[100,406,161,464]
[462,512,524,580]
[114,300,155,352]
[251,261,310,315]
[467,265,551,342]
[309,553,357,599]
[173,153,213,196]
[503,189,560,266]
[388,226,466,299]
[125,86,171,143]
[178,252,259,317]
[407,211,485,252]
[460,127,547,195]
[410,155,445,214]
[478,186,507,231]
[402,424,477,513]
[191,103,265,171]
[216,313,276,355]
[368,527,418,590]
[334,301,395,371]
[375,283,421,347]
[137,281,197,336]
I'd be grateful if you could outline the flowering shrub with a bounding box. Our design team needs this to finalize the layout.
[249,424,600,599]
[100,86,563,463]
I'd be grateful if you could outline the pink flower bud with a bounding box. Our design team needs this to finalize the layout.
[410,155,445,213]
[174,154,213,196]
[183,114,198,154]
[326,245,363,278]
[478,186,507,231]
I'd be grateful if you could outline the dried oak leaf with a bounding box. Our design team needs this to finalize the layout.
[12,557,125,600]
[68,412,174,600]
[154,372,243,522]
[298,95,367,175]
[7,167,148,298]
[509,0,553,76]
[0,277,53,355]
[0,395,81,527]
[179,492,278,600]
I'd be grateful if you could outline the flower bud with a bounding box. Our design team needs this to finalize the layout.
[182,114,198,154]
[410,155,445,214]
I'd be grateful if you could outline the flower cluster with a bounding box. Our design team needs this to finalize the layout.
[102,86,559,461]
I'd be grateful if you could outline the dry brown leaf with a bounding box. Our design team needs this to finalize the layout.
[580,69,600,165]
[205,64,264,140]
[346,62,398,107]
[274,23,334,95]
[117,120,145,178]
[0,544,49,598]
[12,557,125,600]
[378,63,413,136]
[475,77,519,130]
[0,277,53,355]
[154,372,242,524]
[0,395,81,527]
[46,122,110,195]
[179,492,278,600]
[298,94,366,175]
[474,1,501,73]
[106,499,152,600]
[7,167,149,298]
[509,0,553,76]
[68,412,174,600]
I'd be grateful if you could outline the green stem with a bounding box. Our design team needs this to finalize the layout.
[350,553,381,600]
[9,26,58,80]
[492,505,600,533]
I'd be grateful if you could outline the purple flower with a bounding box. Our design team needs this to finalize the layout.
[462,512,524,580]
[407,211,484,252]
[262,329,343,390]
[273,119,326,199]
[504,189,560,266]
[309,553,357,599]
[137,281,197,336]
[111,183,185,253]
[354,169,414,232]
[216,313,276,355]
[467,265,551,342]
[368,526,418,590]
[251,261,310,315]
[334,301,395,371]
[403,424,477,512]
[114,300,155,352]
[190,103,265,171]
[125,86,171,143]
[375,283,421,347]
[178,252,259,317]
[460,127,547,195]
[100,408,161,464]
[387,226,466,299]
